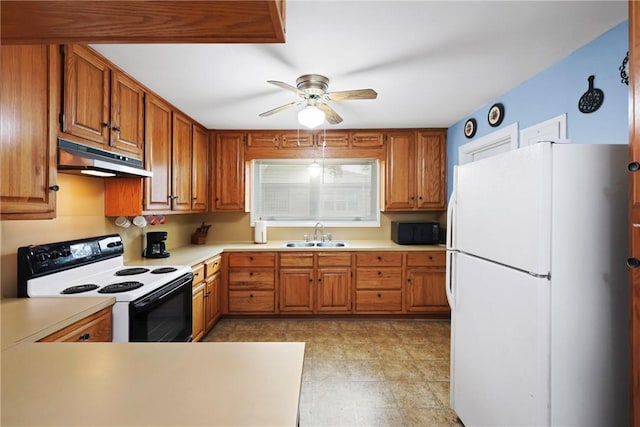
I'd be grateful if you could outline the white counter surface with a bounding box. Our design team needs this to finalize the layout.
[1,341,305,426]
[128,240,445,267]
[1,297,115,351]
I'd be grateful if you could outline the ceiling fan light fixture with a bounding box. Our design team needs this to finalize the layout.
[298,105,325,129]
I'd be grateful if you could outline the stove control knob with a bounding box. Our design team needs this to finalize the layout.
[36,252,50,262]
[50,251,61,260]
[61,247,71,257]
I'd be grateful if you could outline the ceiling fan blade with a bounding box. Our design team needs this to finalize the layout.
[267,80,304,95]
[326,89,378,101]
[317,104,343,125]
[259,101,302,117]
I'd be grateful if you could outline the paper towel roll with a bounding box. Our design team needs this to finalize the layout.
[254,219,267,244]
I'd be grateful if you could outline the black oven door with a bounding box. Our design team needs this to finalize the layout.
[129,272,193,342]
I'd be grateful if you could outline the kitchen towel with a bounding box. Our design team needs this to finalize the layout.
[254,219,267,244]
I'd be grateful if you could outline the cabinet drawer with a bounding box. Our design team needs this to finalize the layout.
[205,255,222,278]
[192,264,205,286]
[355,290,402,312]
[406,251,445,267]
[228,291,275,312]
[38,307,113,342]
[228,252,276,267]
[356,252,403,267]
[280,252,314,268]
[356,268,402,289]
[317,252,352,267]
[228,269,275,289]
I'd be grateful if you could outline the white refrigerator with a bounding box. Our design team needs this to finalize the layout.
[446,141,629,426]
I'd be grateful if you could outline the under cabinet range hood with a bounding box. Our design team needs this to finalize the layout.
[57,138,152,178]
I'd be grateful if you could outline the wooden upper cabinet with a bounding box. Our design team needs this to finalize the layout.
[318,131,350,148]
[415,131,446,209]
[213,132,246,211]
[351,131,384,148]
[1,1,286,44]
[385,131,416,211]
[111,70,144,156]
[171,112,193,212]
[281,131,314,148]
[0,45,58,219]
[63,44,110,146]
[191,125,209,212]
[62,45,144,158]
[247,132,279,148]
[385,130,446,211]
[144,94,173,212]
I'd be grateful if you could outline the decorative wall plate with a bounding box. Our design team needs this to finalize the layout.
[487,103,504,127]
[464,118,477,138]
[578,75,604,114]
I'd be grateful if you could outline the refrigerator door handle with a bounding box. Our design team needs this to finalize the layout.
[446,189,456,250]
[446,250,455,310]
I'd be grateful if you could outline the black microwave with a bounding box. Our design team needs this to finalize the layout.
[391,221,440,245]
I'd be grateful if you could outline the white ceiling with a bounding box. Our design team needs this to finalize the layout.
[91,1,628,131]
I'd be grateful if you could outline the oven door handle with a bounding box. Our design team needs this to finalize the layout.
[130,274,193,313]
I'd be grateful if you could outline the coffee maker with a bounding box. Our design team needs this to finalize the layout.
[143,231,170,258]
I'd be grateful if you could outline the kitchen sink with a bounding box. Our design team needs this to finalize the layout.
[283,241,348,248]
[283,241,315,248]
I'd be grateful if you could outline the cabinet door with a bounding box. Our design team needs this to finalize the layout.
[214,132,245,211]
[171,112,192,211]
[318,131,349,148]
[247,132,279,148]
[38,307,112,342]
[280,269,314,313]
[205,272,220,331]
[144,94,172,211]
[404,268,449,313]
[192,283,206,342]
[415,131,446,210]
[63,45,110,145]
[1,45,57,219]
[191,125,208,211]
[351,131,384,148]
[316,268,351,312]
[111,70,144,157]
[281,131,314,148]
[385,131,416,210]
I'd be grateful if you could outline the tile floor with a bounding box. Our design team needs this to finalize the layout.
[202,318,462,427]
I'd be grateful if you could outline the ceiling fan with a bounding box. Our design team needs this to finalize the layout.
[258,74,377,126]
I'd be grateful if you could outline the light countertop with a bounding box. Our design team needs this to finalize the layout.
[128,240,445,267]
[1,297,115,351]
[1,341,305,426]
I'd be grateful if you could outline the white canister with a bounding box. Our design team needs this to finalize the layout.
[254,218,267,244]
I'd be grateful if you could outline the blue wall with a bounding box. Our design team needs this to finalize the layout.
[446,21,629,197]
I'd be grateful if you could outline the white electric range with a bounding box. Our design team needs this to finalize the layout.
[18,234,193,342]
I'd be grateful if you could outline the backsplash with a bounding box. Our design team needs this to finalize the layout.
[1,174,445,298]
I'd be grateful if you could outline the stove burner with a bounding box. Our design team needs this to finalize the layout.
[60,284,99,294]
[115,268,150,276]
[151,267,178,274]
[98,281,144,293]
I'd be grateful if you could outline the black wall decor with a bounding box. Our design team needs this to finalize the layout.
[464,118,477,138]
[620,52,629,85]
[578,75,604,113]
[487,103,504,127]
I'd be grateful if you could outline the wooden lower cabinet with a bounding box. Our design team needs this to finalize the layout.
[227,252,276,314]
[39,307,112,342]
[356,290,402,312]
[192,255,222,342]
[404,251,449,313]
[355,252,404,314]
[279,252,352,314]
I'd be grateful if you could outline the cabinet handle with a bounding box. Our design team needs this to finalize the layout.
[628,258,640,268]
[377,293,382,298]
[194,272,200,276]
[428,256,433,260]
[407,278,412,283]
[249,272,253,276]
[410,196,415,200]
[418,196,423,200]
[112,125,121,132]
[309,278,313,282]
[377,256,382,261]
[249,256,254,261]
[49,185,60,192]
[79,333,90,342]
[102,122,111,128]
[377,271,382,276]
[318,278,322,282]
[249,294,254,298]
[629,162,640,172]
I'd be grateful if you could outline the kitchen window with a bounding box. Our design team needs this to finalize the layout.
[250,159,380,227]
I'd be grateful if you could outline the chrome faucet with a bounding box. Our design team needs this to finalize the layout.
[313,222,324,242]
